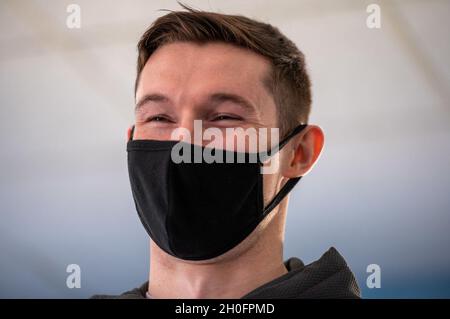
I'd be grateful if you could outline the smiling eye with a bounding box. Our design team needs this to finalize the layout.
[147,115,171,123]
[212,114,241,122]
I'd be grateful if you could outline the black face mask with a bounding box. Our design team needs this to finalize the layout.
[127,124,307,260]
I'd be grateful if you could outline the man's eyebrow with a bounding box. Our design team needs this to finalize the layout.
[135,93,169,112]
[208,92,256,112]
[135,92,257,112]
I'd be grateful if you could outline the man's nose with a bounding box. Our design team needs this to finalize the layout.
[172,116,203,144]
[179,119,195,135]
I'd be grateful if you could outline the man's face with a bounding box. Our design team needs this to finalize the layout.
[132,41,304,262]
[134,42,278,147]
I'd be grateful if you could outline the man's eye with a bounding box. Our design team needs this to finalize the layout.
[212,114,241,122]
[147,116,171,123]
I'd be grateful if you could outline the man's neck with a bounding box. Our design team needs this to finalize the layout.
[147,208,288,299]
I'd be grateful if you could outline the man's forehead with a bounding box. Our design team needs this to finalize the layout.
[139,42,272,89]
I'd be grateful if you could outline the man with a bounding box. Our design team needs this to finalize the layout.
[93,5,360,299]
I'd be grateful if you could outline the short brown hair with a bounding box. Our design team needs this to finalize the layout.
[136,4,311,134]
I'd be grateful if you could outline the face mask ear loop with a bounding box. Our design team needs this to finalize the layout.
[129,125,135,142]
[260,123,308,216]
[259,123,307,163]
[262,176,302,216]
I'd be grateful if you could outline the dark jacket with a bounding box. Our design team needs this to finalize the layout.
[91,247,360,299]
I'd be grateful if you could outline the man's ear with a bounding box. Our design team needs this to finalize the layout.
[281,125,324,178]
